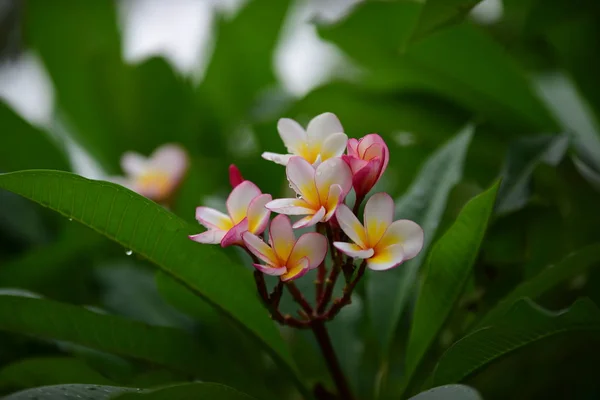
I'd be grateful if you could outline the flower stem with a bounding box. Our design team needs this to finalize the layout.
[286,281,314,315]
[311,320,355,400]
[326,260,367,320]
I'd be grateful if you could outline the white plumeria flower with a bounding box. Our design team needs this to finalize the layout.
[242,215,328,281]
[262,112,349,166]
[112,144,188,202]
[190,181,271,247]
[334,193,424,271]
[266,156,352,229]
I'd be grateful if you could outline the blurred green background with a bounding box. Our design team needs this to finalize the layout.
[1,0,600,399]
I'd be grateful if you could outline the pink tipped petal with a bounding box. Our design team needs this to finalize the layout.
[189,230,227,244]
[281,257,310,282]
[288,232,328,270]
[220,218,249,247]
[121,152,147,176]
[315,157,352,204]
[367,244,406,271]
[342,155,369,174]
[151,144,189,180]
[364,192,395,246]
[376,219,424,259]
[324,184,343,221]
[247,194,272,234]
[286,156,319,206]
[242,232,279,266]
[333,242,374,259]
[226,180,262,224]
[195,207,233,231]
[360,134,389,176]
[306,112,344,142]
[321,132,349,160]
[253,263,287,276]
[357,134,386,155]
[229,164,244,188]
[266,198,314,215]
[292,206,326,229]
[278,118,307,153]
[269,215,296,263]
[346,138,359,156]
[352,158,382,197]
[335,204,367,247]
[261,152,293,166]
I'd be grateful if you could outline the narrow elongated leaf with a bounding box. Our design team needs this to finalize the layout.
[367,125,473,351]
[408,384,482,400]
[404,181,500,389]
[114,382,256,400]
[411,1,484,40]
[0,295,206,374]
[4,384,135,400]
[0,170,304,395]
[477,243,600,328]
[433,298,600,385]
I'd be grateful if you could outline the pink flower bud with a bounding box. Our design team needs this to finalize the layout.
[342,134,389,198]
[229,164,244,188]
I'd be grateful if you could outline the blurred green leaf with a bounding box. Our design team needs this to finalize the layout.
[4,384,135,400]
[477,243,600,328]
[0,357,115,392]
[433,298,600,385]
[411,0,484,40]
[0,295,207,374]
[367,124,473,353]
[496,135,568,214]
[403,180,500,393]
[408,384,482,400]
[114,382,256,400]
[572,156,600,192]
[0,170,304,395]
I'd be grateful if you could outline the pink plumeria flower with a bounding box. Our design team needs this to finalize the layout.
[262,112,348,166]
[229,164,244,188]
[342,134,389,199]
[266,156,352,228]
[242,215,328,281]
[189,181,271,247]
[112,144,188,202]
[334,193,424,271]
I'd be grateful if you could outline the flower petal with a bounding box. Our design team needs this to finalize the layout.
[288,232,328,270]
[253,263,286,276]
[189,230,227,244]
[334,242,374,259]
[368,244,405,271]
[335,204,367,248]
[281,257,310,282]
[320,132,349,160]
[195,206,233,230]
[324,184,343,221]
[266,198,314,215]
[315,157,352,204]
[269,215,296,264]
[247,193,272,234]
[376,219,424,259]
[286,156,319,206]
[278,118,307,153]
[351,157,382,198]
[346,138,359,157]
[292,206,326,229]
[229,164,244,188]
[364,192,394,247]
[121,152,147,176]
[242,232,279,266]
[341,154,369,174]
[261,152,294,166]
[226,180,262,224]
[220,218,249,247]
[306,112,344,142]
[150,144,189,181]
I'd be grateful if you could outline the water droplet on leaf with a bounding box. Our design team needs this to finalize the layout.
[68,218,73,222]
[125,249,133,256]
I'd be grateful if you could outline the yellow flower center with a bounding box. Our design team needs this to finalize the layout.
[136,170,172,200]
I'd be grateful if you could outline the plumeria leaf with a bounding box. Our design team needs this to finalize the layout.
[432,298,600,386]
[408,384,482,400]
[476,243,600,328]
[402,180,500,394]
[3,384,136,400]
[0,170,305,396]
[367,124,473,354]
[410,1,484,40]
[113,382,257,400]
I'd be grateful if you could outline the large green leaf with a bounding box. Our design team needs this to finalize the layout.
[367,124,473,352]
[114,382,256,400]
[433,298,600,385]
[408,384,482,400]
[411,0,484,40]
[403,181,500,392]
[0,170,304,395]
[3,384,135,400]
[0,295,207,374]
[477,243,600,328]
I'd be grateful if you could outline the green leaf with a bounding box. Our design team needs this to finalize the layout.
[4,384,135,400]
[433,298,600,385]
[477,243,600,328]
[496,135,569,214]
[408,384,482,400]
[367,124,473,352]
[114,382,257,400]
[0,170,305,395]
[412,1,484,40]
[403,181,500,391]
[0,295,207,374]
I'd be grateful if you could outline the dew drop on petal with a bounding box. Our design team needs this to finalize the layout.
[125,249,133,256]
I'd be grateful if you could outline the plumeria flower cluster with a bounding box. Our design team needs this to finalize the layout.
[190,112,424,327]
